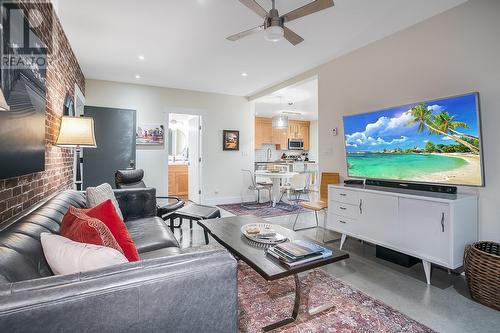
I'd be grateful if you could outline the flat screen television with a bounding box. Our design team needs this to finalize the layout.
[342,92,484,187]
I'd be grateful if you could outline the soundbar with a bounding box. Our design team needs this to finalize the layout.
[344,179,364,185]
[365,179,457,194]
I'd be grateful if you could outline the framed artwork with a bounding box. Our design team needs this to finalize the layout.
[0,1,47,179]
[223,130,239,151]
[136,124,165,145]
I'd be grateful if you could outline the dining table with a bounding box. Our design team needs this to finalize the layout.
[255,170,298,207]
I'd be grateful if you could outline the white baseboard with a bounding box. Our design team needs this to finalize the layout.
[203,195,255,206]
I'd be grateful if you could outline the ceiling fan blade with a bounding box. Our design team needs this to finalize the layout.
[283,27,304,45]
[226,25,265,41]
[281,0,334,23]
[238,0,268,18]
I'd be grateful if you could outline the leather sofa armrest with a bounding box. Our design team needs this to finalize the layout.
[114,188,157,221]
[0,248,237,333]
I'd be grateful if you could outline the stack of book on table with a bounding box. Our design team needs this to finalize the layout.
[266,240,333,267]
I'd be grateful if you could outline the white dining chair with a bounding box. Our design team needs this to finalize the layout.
[241,169,272,209]
[278,173,309,210]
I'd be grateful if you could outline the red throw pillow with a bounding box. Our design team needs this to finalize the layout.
[85,200,140,262]
[61,207,124,255]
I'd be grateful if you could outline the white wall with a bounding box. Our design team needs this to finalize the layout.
[309,120,319,163]
[85,79,255,205]
[250,0,500,242]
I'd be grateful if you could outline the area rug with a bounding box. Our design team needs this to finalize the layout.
[238,262,435,333]
[218,202,301,218]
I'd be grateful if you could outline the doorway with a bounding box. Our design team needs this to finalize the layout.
[167,113,202,204]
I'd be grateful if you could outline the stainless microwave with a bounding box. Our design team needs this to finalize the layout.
[288,138,304,150]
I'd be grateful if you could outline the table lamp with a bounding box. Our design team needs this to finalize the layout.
[56,116,97,190]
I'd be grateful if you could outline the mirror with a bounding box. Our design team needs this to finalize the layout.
[168,128,188,160]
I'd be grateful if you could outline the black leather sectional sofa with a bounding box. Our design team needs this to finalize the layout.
[0,188,237,332]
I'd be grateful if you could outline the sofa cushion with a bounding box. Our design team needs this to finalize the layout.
[41,233,128,275]
[85,200,139,262]
[86,183,124,220]
[0,191,86,283]
[139,247,181,260]
[60,207,124,255]
[126,217,179,253]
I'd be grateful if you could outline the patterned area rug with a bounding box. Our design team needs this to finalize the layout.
[218,202,301,218]
[238,262,435,333]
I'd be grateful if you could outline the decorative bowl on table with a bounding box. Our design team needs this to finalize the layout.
[241,223,287,245]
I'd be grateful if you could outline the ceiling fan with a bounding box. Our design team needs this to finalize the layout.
[227,0,334,45]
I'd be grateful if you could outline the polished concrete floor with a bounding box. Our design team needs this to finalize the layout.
[170,203,500,333]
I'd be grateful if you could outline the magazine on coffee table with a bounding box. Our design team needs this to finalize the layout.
[266,240,333,267]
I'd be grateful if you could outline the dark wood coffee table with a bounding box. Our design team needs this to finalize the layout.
[198,215,349,331]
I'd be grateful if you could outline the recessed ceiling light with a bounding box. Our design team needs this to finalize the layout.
[138,55,145,61]
[135,74,141,79]
[241,72,248,77]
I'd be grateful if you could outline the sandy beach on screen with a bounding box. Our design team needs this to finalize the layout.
[413,153,482,185]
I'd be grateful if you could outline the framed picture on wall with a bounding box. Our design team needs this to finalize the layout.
[136,124,165,145]
[223,130,239,151]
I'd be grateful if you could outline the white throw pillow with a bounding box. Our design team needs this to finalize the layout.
[41,233,128,275]
[86,183,124,219]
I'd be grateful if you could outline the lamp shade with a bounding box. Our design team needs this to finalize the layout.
[272,115,289,129]
[0,88,10,111]
[56,116,97,148]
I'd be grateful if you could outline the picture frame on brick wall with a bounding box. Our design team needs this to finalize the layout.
[0,1,48,179]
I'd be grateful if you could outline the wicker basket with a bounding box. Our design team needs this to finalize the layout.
[464,241,500,311]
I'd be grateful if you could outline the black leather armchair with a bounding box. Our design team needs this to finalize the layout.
[115,169,185,218]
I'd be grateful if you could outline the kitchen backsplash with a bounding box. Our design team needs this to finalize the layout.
[255,144,303,162]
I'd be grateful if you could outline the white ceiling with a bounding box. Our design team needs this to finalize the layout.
[255,77,318,121]
[55,0,466,96]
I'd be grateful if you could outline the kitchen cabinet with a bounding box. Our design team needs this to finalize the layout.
[255,117,310,151]
[288,120,310,150]
[272,127,288,149]
[255,117,273,149]
[298,122,310,150]
[168,164,188,198]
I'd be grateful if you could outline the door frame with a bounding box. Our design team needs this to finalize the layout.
[165,107,206,204]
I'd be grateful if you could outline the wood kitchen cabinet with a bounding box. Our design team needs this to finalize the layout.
[272,127,288,149]
[168,164,188,198]
[288,120,310,150]
[254,117,310,150]
[255,117,273,149]
[298,122,309,150]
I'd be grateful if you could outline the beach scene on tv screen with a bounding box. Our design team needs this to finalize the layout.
[343,93,482,186]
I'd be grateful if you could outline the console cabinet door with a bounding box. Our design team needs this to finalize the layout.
[398,198,451,265]
[358,192,398,245]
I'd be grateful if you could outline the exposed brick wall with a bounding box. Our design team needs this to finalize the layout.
[0,0,85,224]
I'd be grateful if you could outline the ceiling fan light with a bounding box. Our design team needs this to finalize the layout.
[264,25,284,42]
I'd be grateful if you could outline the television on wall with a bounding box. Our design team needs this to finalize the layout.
[342,92,484,187]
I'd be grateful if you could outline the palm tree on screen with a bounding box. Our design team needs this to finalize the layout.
[432,111,479,141]
[407,104,479,154]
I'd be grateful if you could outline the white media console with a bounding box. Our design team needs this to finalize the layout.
[327,184,478,284]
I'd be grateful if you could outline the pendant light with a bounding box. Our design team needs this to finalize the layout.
[272,96,288,129]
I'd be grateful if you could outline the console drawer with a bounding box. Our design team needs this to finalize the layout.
[329,188,359,205]
[331,202,359,219]
[327,214,358,235]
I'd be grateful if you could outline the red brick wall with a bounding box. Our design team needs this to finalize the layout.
[0,1,85,223]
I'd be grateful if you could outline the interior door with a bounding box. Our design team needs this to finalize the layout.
[83,106,136,189]
[188,116,201,203]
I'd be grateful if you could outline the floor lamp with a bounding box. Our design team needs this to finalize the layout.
[55,116,97,190]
